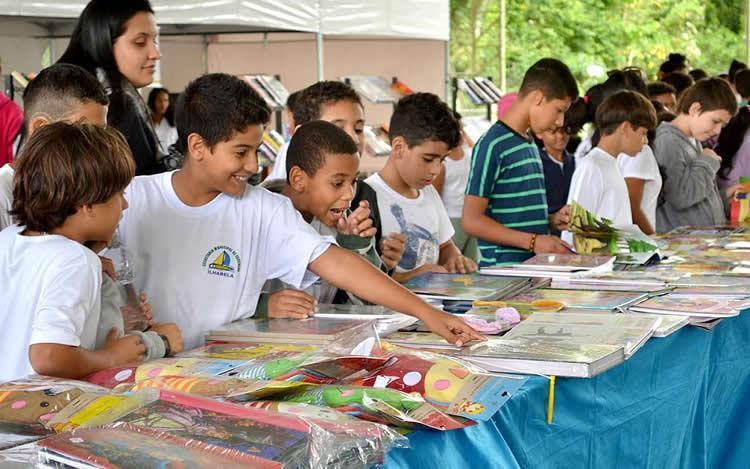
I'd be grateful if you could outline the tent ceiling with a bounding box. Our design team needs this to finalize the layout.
[0,0,449,40]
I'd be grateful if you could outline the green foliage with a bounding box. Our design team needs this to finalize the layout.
[450,0,748,95]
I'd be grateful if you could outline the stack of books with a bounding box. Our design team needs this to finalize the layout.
[239,75,290,110]
[481,254,615,279]
[403,272,539,301]
[206,317,376,346]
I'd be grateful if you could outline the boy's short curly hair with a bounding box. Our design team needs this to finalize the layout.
[292,81,363,127]
[11,122,135,233]
[388,92,461,149]
[176,73,271,150]
[286,120,359,180]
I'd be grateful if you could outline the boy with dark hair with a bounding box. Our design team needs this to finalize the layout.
[463,58,578,266]
[0,63,109,231]
[261,120,381,315]
[267,81,364,181]
[647,81,677,112]
[119,73,482,348]
[365,92,477,283]
[275,80,405,272]
[0,123,146,380]
[564,91,658,244]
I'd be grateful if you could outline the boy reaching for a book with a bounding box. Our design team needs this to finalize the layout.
[117,73,484,349]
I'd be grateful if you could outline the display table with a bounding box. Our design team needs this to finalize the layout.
[386,311,750,468]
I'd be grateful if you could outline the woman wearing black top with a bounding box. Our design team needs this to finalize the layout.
[58,0,162,175]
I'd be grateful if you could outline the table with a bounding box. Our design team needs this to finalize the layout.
[386,311,750,468]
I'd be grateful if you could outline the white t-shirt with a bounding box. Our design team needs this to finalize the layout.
[617,146,662,230]
[0,164,14,231]
[365,173,454,273]
[563,147,633,244]
[0,226,101,380]
[441,145,472,219]
[119,171,334,348]
[153,119,178,153]
[266,141,290,182]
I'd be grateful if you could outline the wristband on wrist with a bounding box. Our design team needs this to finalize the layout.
[528,233,537,252]
[159,334,171,357]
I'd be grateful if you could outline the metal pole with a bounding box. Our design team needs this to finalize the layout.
[746,0,750,65]
[499,0,507,93]
[316,32,325,80]
[202,34,209,74]
[445,39,450,101]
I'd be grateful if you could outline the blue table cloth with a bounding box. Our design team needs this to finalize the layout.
[386,311,750,468]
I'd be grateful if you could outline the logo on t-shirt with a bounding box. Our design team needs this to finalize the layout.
[202,246,241,278]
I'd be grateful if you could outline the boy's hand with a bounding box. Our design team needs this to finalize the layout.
[442,254,477,274]
[99,256,116,280]
[337,201,377,238]
[702,147,722,162]
[138,292,153,323]
[150,323,183,355]
[549,205,571,232]
[422,310,486,347]
[268,289,317,319]
[725,183,745,200]
[534,235,573,254]
[380,233,406,271]
[103,328,146,367]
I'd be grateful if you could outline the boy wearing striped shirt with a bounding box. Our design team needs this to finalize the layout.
[463,58,579,266]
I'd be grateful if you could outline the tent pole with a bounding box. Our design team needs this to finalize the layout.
[746,0,750,65]
[499,0,507,93]
[202,34,209,74]
[316,32,325,81]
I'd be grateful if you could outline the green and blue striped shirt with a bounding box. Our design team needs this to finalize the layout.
[466,121,549,266]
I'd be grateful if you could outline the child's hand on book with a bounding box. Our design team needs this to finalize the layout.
[422,310,486,347]
[150,323,183,355]
[337,201,377,238]
[442,255,477,274]
[534,235,573,254]
[380,233,406,271]
[268,289,317,319]
[103,328,146,367]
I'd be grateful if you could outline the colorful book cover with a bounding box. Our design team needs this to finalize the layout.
[180,342,318,362]
[116,392,310,466]
[507,289,647,310]
[38,423,280,468]
[134,358,248,383]
[403,273,528,300]
[46,391,157,434]
[630,295,744,317]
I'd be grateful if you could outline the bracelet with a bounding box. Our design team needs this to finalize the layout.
[528,233,537,252]
[159,334,172,357]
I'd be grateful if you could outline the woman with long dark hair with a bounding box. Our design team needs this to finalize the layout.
[58,0,162,175]
[147,87,177,152]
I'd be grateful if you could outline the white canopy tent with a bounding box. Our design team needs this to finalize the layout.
[0,0,449,80]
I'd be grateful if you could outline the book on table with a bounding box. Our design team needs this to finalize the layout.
[627,294,747,318]
[506,288,648,311]
[206,317,376,345]
[403,272,537,301]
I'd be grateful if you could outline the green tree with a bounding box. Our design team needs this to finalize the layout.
[450,0,747,101]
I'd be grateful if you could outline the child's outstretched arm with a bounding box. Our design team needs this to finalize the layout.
[309,246,485,346]
[29,329,145,379]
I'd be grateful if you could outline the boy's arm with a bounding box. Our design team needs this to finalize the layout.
[29,330,145,379]
[309,246,485,345]
[624,178,655,235]
[463,195,570,253]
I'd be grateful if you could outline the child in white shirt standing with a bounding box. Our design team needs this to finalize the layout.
[365,93,477,283]
[564,91,657,243]
[0,123,146,380]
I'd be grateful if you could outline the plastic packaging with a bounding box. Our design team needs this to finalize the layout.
[40,390,406,469]
[45,389,159,433]
[0,376,108,444]
[104,232,148,333]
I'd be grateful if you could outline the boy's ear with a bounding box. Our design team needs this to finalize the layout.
[528,89,544,106]
[288,165,307,192]
[28,116,50,135]
[391,136,407,159]
[688,102,703,116]
[187,133,208,161]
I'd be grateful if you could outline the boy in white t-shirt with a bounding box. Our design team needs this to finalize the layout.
[0,123,146,381]
[119,74,483,349]
[617,145,662,235]
[365,93,477,283]
[564,91,658,244]
[0,63,109,231]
